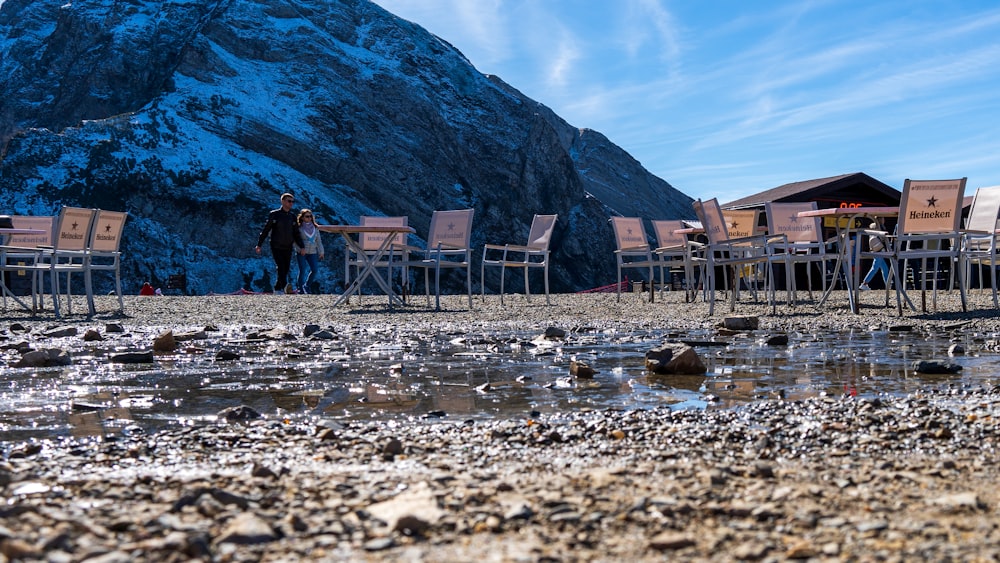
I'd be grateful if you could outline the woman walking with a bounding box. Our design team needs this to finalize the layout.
[294,209,324,294]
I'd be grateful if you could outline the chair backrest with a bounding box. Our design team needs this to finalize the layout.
[765,202,821,244]
[54,207,97,251]
[525,214,557,250]
[651,219,687,250]
[721,208,759,238]
[897,178,966,235]
[9,216,54,248]
[965,186,1000,233]
[427,209,474,250]
[89,210,127,253]
[359,216,408,250]
[692,199,730,244]
[610,216,650,251]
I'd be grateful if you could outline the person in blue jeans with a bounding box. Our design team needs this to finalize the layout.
[294,209,324,293]
[860,220,889,290]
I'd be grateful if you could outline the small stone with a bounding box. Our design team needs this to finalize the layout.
[948,343,965,356]
[785,539,817,559]
[43,326,77,338]
[83,329,103,341]
[218,405,261,422]
[570,360,595,378]
[105,323,125,333]
[722,316,759,331]
[913,361,962,374]
[765,334,788,346]
[215,349,240,361]
[649,531,695,551]
[645,343,706,375]
[383,437,404,459]
[542,326,566,339]
[111,351,155,364]
[303,324,321,337]
[216,513,278,545]
[153,331,177,352]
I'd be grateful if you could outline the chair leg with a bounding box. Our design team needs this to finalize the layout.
[480,261,486,301]
[499,265,506,305]
[543,263,550,305]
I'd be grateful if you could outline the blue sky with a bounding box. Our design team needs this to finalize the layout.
[373,0,1000,204]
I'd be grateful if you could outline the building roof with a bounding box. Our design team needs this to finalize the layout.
[721,172,900,209]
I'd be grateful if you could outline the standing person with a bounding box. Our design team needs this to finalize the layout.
[255,192,305,293]
[294,209,324,294]
[860,219,890,290]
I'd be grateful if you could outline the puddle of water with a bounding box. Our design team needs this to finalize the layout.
[1,326,997,444]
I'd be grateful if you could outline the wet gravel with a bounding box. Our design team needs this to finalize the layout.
[2,292,1000,561]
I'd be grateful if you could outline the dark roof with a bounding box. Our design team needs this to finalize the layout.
[721,172,900,209]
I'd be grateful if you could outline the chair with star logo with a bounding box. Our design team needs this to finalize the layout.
[400,209,475,311]
[855,178,967,314]
[693,198,790,315]
[764,201,836,303]
[82,209,128,316]
[610,216,658,302]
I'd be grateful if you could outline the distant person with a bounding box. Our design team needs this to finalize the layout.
[139,282,155,296]
[860,219,890,290]
[255,193,305,293]
[294,208,324,294]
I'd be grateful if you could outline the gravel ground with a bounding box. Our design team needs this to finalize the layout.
[2,290,1000,561]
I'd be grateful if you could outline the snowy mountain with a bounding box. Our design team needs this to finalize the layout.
[0,0,693,296]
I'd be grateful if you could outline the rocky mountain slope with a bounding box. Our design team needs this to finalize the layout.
[0,0,693,296]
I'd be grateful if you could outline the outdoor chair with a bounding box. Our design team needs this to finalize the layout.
[0,215,54,312]
[610,216,657,302]
[764,201,837,302]
[855,178,967,314]
[651,219,704,302]
[693,198,790,315]
[31,207,97,317]
[960,185,1000,307]
[481,214,557,305]
[401,209,475,311]
[83,209,128,316]
[344,215,409,297]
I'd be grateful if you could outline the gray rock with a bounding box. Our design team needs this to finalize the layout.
[111,351,155,364]
[722,316,759,331]
[218,405,261,422]
[152,331,176,352]
[13,348,71,368]
[913,360,962,374]
[645,343,706,375]
[216,513,278,545]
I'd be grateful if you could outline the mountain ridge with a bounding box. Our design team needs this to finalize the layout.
[0,0,693,296]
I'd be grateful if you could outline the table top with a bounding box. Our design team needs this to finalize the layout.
[797,206,899,218]
[673,227,705,235]
[317,224,416,234]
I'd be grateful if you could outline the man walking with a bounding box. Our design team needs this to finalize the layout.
[255,192,305,293]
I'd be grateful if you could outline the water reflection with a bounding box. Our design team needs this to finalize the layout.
[0,325,996,443]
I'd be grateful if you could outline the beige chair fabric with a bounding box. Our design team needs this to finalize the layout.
[403,209,475,310]
[481,214,557,304]
[764,201,835,301]
[651,219,703,301]
[0,216,54,311]
[610,216,657,302]
[961,185,1000,307]
[856,178,967,314]
[693,198,789,315]
[84,210,128,315]
[33,207,98,317]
